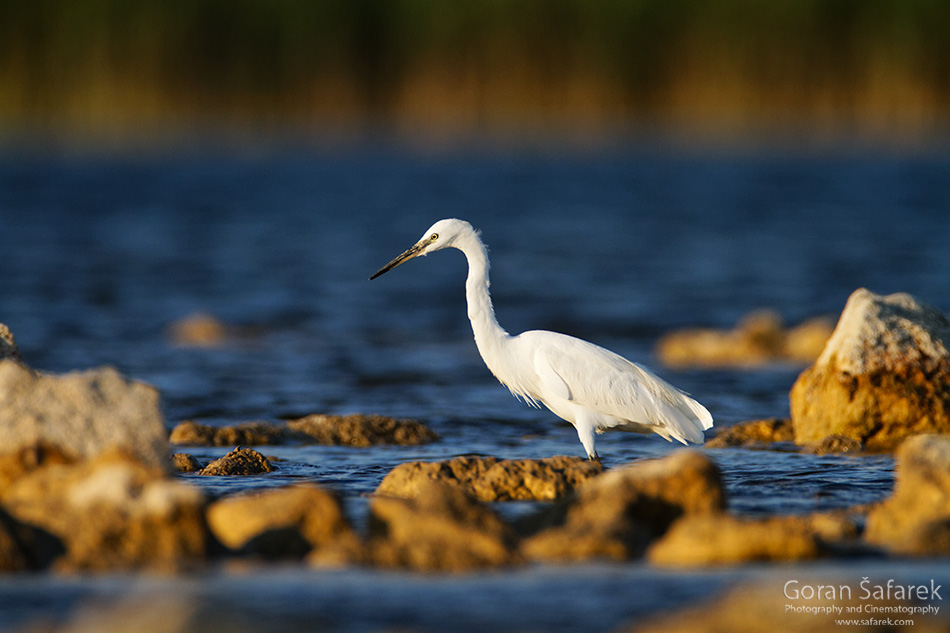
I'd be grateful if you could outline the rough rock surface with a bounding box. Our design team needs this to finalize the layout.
[0,451,209,571]
[171,453,203,473]
[369,480,520,572]
[0,360,169,470]
[206,484,361,563]
[0,323,20,361]
[287,414,438,447]
[647,512,858,566]
[866,434,950,554]
[521,450,725,562]
[656,310,833,368]
[168,415,438,448]
[706,418,794,449]
[170,420,286,446]
[622,582,949,633]
[198,447,274,476]
[376,455,603,502]
[791,288,950,451]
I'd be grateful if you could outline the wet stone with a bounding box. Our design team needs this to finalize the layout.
[706,418,794,449]
[171,453,203,473]
[198,447,274,476]
[170,420,287,447]
[286,413,439,447]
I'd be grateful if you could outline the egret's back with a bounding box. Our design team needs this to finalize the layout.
[506,330,713,448]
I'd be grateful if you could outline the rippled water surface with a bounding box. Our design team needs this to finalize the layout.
[1,146,949,631]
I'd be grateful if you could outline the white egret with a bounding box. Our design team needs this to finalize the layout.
[370,218,713,460]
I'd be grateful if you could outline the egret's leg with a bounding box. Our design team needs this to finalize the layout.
[572,410,599,461]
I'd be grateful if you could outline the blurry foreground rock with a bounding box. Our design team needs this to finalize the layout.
[376,455,602,501]
[0,361,169,470]
[648,511,859,566]
[791,288,950,451]
[521,450,724,561]
[0,326,210,572]
[622,581,949,633]
[206,484,362,564]
[370,480,520,572]
[657,310,833,368]
[866,434,950,555]
[169,414,438,448]
[198,447,274,476]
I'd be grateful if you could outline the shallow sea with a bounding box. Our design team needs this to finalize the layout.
[0,145,949,631]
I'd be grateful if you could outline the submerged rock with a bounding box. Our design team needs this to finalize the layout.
[656,310,833,368]
[170,420,286,446]
[369,480,520,572]
[0,360,169,471]
[166,312,230,347]
[198,447,274,476]
[866,434,950,555]
[521,450,725,562]
[790,288,950,451]
[206,484,362,563]
[376,455,603,502]
[287,413,439,447]
[706,418,794,449]
[647,512,859,566]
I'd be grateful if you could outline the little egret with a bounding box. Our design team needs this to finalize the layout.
[370,218,713,459]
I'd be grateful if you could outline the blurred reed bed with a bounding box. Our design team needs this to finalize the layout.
[0,0,948,144]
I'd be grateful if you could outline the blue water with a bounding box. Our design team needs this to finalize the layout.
[1,145,949,632]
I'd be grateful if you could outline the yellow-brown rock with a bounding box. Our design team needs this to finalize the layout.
[790,288,950,451]
[206,484,362,563]
[376,455,602,502]
[198,447,274,476]
[0,323,21,361]
[0,451,209,571]
[647,512,859,566]
[866,434,950,555]
[656,310,833,368]
[706,418,794,448]
[166,312,229,347]
[169,420,286,446]
[287,413,438,447]
[521,450,725,562]
[369,480,520,572]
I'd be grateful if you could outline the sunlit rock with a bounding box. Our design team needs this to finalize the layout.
[656,310,833,368]
[647,512,858,566]
[369,480,520,572]
[866,434,950,555]
[198,447,274,476]
[166,312,230,347]
[286,413,439,447]
[207,484,362,564]
[706,418,794,449]
[376,455,602,502]
[169,420,287,446]
[790,288,950,451]
[521,450,725,562]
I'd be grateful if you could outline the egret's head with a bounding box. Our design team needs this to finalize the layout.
[370,218,475,280]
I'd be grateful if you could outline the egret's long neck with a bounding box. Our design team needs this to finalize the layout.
[459,235,509,356]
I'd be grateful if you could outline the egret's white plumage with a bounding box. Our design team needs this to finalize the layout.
[370,218,713,459]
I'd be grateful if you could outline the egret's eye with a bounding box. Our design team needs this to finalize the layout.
[430,233,439,241]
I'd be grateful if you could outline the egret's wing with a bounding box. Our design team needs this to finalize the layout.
[529,332,712,444]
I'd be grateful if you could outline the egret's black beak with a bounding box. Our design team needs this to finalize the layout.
[369,241,427,280]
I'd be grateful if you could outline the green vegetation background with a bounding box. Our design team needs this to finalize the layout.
[1,0,948,144]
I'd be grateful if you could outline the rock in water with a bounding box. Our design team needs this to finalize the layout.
[0,324,21,361]
[369,481,519,572]
[866,434,950,555]
[521,450,725,562]
[790,288,950,451]
[198,447,274,476]
[376,455,603,502]
[0,361,169,471]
